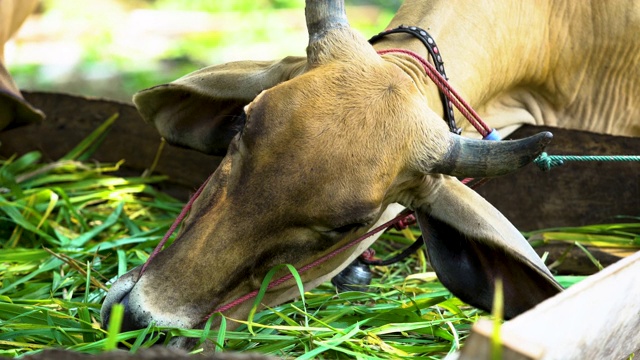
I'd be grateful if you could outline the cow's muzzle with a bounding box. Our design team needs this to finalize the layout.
[102,292,150,333]
[101,267,142,330]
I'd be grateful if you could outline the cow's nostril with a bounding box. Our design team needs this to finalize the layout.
[119,293,139,332]
[102,292,168,347]
[103,293,147,332]
[120,293,152,332]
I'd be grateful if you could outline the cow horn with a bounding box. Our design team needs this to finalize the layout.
[305,0,348,43]
[431,132,553,177]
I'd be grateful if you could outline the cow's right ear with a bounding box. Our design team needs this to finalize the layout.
[412,175,562,319]
[133,56,307,155]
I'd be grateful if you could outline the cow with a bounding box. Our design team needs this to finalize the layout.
[0,0,44,129]
[97,0,639,350]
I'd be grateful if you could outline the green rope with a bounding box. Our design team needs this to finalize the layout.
[534,152,640,171]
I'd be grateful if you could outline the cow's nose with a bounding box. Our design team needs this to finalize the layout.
[102,293,147,332]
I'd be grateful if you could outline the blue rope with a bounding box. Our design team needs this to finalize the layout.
[534,152,640,171]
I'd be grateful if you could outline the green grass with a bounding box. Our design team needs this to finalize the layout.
[0,117,638,358]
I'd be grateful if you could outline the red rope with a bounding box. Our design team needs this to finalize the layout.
[204,209,414,318]
[377,48,492,138]
[138,175,413,319]
[377,48,498,185]
[139,173,213,276]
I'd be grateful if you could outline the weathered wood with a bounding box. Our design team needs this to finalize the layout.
[0,91,220,201]
[1,93,637,230]
[531,242,635,275]
[476,125,639,231]
[450,250,640,360]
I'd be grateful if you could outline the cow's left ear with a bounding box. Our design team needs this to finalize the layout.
[0,63,44,130]
[414,175,562,319]
[133,56,307,155]
[0,0,45,130]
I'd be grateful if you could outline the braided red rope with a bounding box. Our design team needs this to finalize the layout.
[204,209,414,319]
[138,176,413,319]
[377,48,492,138]
[139,173,213,276]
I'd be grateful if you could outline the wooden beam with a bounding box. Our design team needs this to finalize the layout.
[0,92,220,202]
[476,125,640,231]
[451,250,640,360]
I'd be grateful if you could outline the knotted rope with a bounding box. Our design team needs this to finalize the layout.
[534,152,640,171]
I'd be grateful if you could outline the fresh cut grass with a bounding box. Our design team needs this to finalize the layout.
[0,116,637,358]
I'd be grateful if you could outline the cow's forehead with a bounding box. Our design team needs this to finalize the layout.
[243,59,422,145]
[224,61,421,216]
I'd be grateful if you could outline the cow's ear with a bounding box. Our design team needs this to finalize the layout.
[414,175,562,319]
[0,0,44,130]
[0,63,44,130]
[133,56,307,155]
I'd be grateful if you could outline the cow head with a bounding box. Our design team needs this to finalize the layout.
[102,1,561,347]
[0,0,44,129]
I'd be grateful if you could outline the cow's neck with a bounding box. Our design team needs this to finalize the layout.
[371,1,548,135]
[371,0,640,137]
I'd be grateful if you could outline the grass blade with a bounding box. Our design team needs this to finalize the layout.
[104,304,124,351]
[68,202,124,247]
[61,113,119,161]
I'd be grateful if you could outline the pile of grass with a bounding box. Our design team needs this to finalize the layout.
[0,117,637,359]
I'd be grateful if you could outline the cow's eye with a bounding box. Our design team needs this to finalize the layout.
[332,223,364,233]
[236,108,248,134]
[320,222,367,238]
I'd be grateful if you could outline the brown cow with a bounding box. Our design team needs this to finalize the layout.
[0,0,43,129]
[103,0,640,350]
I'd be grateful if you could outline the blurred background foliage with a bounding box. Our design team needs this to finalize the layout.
[6,0,401,102]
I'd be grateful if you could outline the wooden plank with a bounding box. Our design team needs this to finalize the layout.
[475,125,640,231]
[451,250,640,360]
[3,94,637,230]
[0,91,219,201]
[530,242,635,275]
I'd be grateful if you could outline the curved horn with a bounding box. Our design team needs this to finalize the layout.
[431,131,553,177]
[305,0,348,43]
[305,0,351,65]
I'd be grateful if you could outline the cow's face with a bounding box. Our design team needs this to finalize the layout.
[102,1,561,347]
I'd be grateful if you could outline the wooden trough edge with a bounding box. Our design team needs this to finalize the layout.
[1,91,638,228]
[448,250,640,360]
